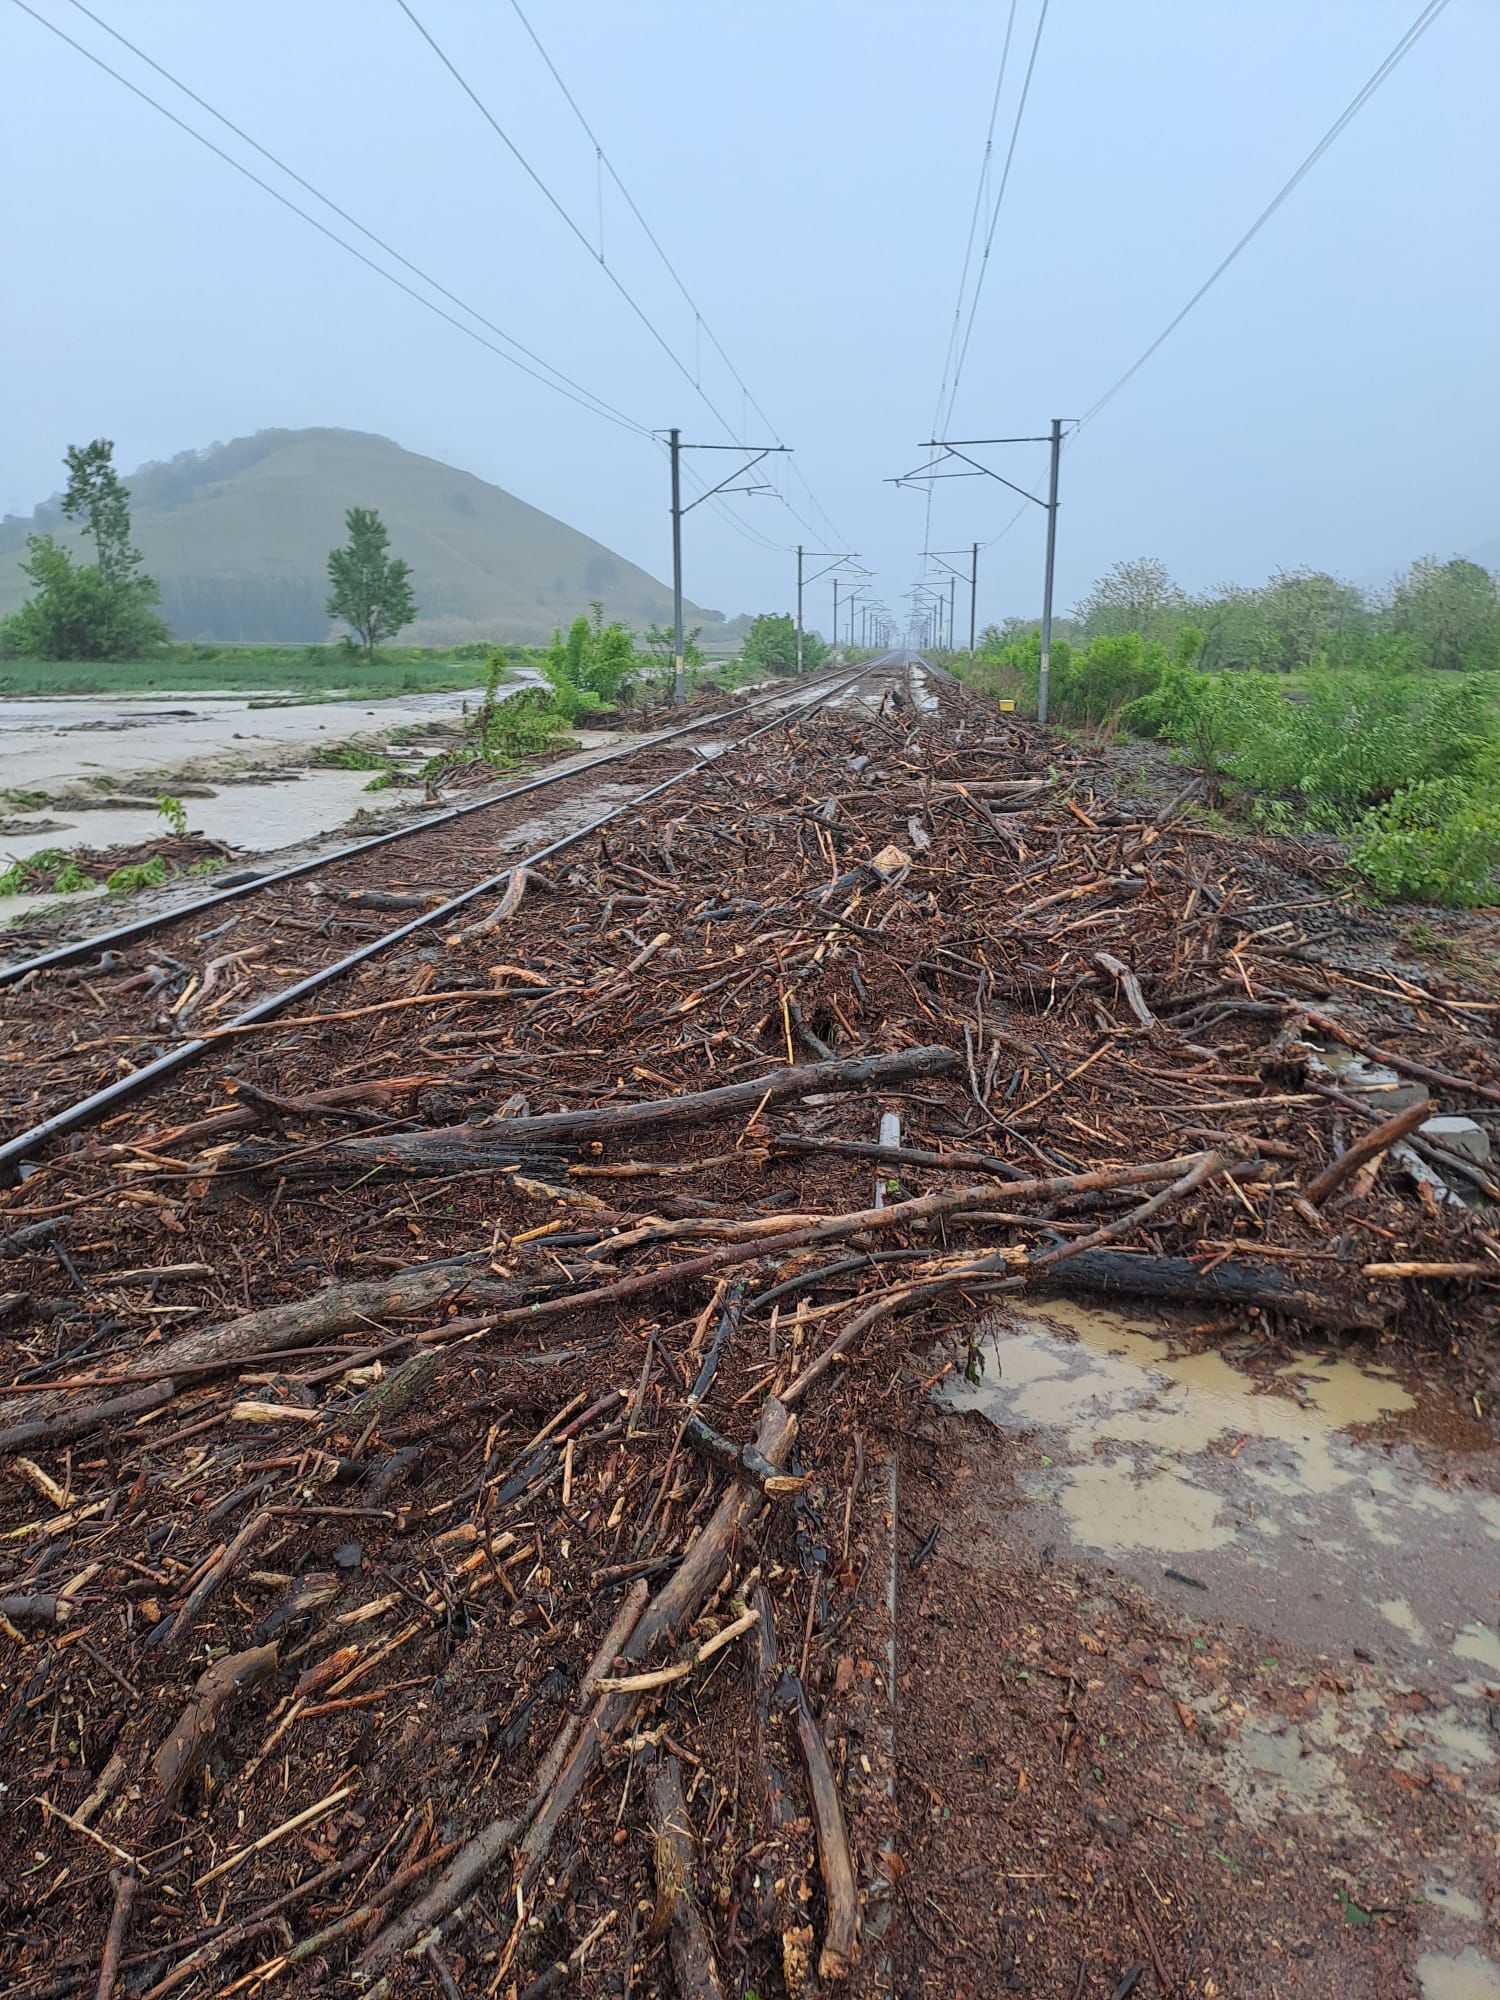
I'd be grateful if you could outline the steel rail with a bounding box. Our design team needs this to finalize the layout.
[0,659,889,1183]
[0,664,856,988]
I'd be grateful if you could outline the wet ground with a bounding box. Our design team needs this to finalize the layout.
[0,683,502,793]
[0,676,657,927]
[913,1297,1500,1995]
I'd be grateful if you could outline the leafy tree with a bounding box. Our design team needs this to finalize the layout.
[0,439,167,660]
[642,622,705,678]
[1074,557,1184,642]
[1245,566,1366,673]
[737,612,828,676]
[1389,557,1500,674]
[588,621,636,702]
[325,506,416,662]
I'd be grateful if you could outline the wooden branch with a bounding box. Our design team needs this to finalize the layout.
[357,1580,650,1970]
[791,1678,859,1981]
[152,1644,279,1811]
[770,1129,1027,1183]
[1362,1259,1499,1281]
[1302,1097,1433,1206]
[1029,1151,1228,1268]
[1301,1007,1500,1107]
[1096,952,1157,1030]
[499,1155,1212,1336]
[648,1756,725,2000]
[94,1867,139,2000]
[228,1048,961,1178]
[682,1414,810,1498]
[162,1508,270,1646]
[513,1400,796,1899]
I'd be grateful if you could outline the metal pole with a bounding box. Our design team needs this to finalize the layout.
[969,542,979,655]
[832,577,840,660]
[795,545,804,675]
[948,577,956,654]
[1038,416,1061,725]
[669,426,685,706]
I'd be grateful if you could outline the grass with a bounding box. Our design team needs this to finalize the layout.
[0,642,538,700]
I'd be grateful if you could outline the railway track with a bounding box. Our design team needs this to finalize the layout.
[0,656,901,1177]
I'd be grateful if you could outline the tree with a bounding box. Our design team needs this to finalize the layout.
[325,506,416,662]
[1074,558,1184,643]
[1245,566,1366,673]
[642,622,704,679]
[0,439,167,661]
[1389,557,1499,673]
[738,611,827,676]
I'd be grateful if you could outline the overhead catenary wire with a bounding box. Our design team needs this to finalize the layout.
[58,0,654,438]
[394,0,746,448]
[1079,0,1451,429]
[920,0,1020,564]
[979,0,1448,568]
[396,0,820,561]
[929,0,1021,444]
[14,0,651,437]
[938,0,1050,438]
[506,0,850,554]
[18,0,799,574]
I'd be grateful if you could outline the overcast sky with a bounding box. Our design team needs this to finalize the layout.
[3,0,1495,631]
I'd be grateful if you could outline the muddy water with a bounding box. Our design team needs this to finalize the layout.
[941,1298,1500,1685]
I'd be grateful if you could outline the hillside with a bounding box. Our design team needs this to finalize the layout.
[0,428,723,646]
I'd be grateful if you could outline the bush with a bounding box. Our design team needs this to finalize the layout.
[105,854,169,895]
[480,685,569,764]
[1349,778,1500,906]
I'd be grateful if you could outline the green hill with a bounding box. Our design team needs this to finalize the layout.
[0,428,723,646]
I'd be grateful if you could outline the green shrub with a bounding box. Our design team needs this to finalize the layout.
[480,685,569,764]
[156,793,188,837]
[0,849,98,897]
[105,853,169,894]
[1348,779,1500,906]
[313,743,391,771]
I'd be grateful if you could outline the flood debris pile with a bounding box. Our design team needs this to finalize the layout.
[0,665,1496,1996]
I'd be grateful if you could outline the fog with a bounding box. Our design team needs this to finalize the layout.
[4,0,1495,629]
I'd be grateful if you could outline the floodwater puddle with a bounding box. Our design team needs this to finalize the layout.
[939,1297,1500,1985]
[1418,1949,1500,2000]
[939,1296,1500,1685]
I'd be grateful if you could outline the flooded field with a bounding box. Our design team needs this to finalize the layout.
[0,677,573,924]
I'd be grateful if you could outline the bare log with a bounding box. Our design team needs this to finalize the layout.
[648,1755,725,2000]
[1,1590,70,1628]
[791,1677,859,1981]
[152,1643,279,1811]
[0,1379,175,1457]
[682,1414,809,1498]
[1303,1097,1433,1206]
[227,1048,961,1179]
[0,1261,500,1441]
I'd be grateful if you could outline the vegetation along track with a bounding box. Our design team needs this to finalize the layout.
[0,660,892,1172]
